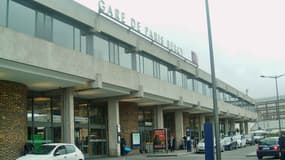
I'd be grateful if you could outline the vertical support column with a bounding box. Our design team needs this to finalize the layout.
[108,99,120,156]
[199,115,206,139]
[239,122,244,134]
[225,119,230,136]
[244,121,249,134]
[153,106,164,129]
[230,119,235,134]
[62,88,75,144]
[175,110,184,149]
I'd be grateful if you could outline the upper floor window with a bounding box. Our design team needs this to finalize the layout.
[143,56,154,77]
[175,71,183,87]
[119,46,132,69]
[0,0,7,26]
[109,41,120,65]
[53,18,74,50]
[36,11,52,41]
[160,63,168,82]
[93,35,109,61]
[8,0,35,36]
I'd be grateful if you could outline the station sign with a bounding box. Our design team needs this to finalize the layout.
[98,0,184,55]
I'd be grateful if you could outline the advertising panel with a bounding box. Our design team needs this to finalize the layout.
[131,132,141,147]
[153,129,167,149]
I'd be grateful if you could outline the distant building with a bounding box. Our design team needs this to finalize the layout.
[253,95,285,131]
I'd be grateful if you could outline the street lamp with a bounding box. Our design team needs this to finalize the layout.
[205,0,221,160]
[260,74,285,134]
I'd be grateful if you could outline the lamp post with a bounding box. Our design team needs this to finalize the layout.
[260,74,285,134]
[205,0,221,160]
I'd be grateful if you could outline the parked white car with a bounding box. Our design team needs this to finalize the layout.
[196,138,224,153]
[17,143,84,160]
[232,134,246,148]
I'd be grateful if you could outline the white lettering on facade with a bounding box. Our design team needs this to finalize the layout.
[98,0,185,55]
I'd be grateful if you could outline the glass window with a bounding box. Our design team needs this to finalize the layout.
[187,79,194,91]
[0,0,7,26]
[182,73,188,89]
[74,28,80,52]
[8,0,35,36]
[193,79,198,93]
[94,35,109,61]
[119,46,132,69]
[36,12,52,41]
[160,63,168,81]
[65,145,76,153]
[109,42,119,64]
[175,71,183,87]
[202,83,207,96]
[80,33,87,54]
[197,81,203,95]
[53,18,73,49]
[168,70,174,84]
[143,56,154,77]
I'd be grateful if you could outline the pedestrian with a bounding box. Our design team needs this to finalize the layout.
[120,137,126,156]
[170,135,176,152]
[279,131,285,160]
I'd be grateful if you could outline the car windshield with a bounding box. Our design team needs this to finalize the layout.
[259,138,278,145]
[30,145,56,155]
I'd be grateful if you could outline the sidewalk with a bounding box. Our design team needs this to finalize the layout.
[91,150,195,160]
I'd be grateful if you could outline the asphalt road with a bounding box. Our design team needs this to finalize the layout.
[95,145,281,160]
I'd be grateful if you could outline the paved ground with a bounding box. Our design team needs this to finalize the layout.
[91,145,279,160]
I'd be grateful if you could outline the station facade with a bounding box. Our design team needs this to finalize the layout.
[0,0,257,159]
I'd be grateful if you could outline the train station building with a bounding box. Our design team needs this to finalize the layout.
[0,0,257,159]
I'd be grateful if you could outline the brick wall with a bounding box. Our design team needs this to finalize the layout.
[119,102,139,154]
[0,81,27,160]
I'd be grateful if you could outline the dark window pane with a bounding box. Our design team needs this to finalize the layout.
[176,71,183,87]
[119,46,132,69]
[109,42,114,62]
[0,0,7,26]
[36,12,52,41]
[8,0,35,36]
[160,64,168,81]
[36,12,45,38]
[44,15,52,41]
[53,18,73,49]
[94,35,109,61]
[80,33,87,54]
[74,28,80,51]
[108,42,119,64]
[143,56,154,77]
[114,44,119,64]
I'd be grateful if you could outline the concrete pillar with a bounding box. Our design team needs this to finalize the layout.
[225,119,230,136]
[153,106,164,128]
[230,119,235,134]
[108,99,120,156]
[199,115,206,139]
[244,121,249,134]
[175,110,184,149]
[239,122,244,134]
[62,88,75,144]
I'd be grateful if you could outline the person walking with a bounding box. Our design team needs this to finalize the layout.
[279,131,285,160]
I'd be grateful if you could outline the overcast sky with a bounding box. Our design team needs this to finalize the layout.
[75,0,285,99]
